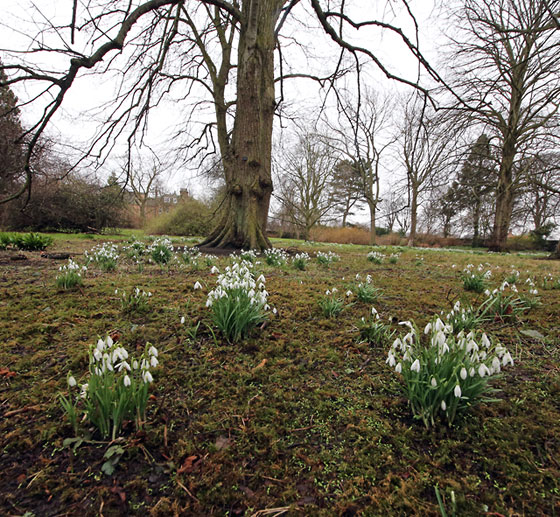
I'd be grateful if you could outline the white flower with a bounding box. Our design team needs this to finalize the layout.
[106,335,113,347]
[502,352,513,366]
[68,375,77,387]
[93,348,103,362]
[272,307,277,315]
[395,362,402,373]
[132,360,139,370]
[481,333,491,348]
[441,400,447,411]
[431,377,437,387]
[469,367,475,377]
[123,375,131,387]
[410,359,420,373]
[434,318,445,332]
[386,353,396,367]
[180,316,185,324]
[454,384,462,398]
[211,266,219,274]
[460,367,467,380]
[478,364,489,378]
[142,370,153,383]
[150,356,159,368]
[96,338,105,352]
[149,345,158,357]
[345,290,353,297]
[194,281,202,290]
[424,322,432,335]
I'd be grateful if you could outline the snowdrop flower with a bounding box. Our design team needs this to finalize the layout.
[481,333,491,348]
[123,375,131,387]
[68,375,77,387]
[132,360,139,370]
[460,367,467,380]
[424,322,432,335]
[96,338,105,352]
[345,290,353,297]
[148,346,158,357]
[180,316,185,324]
[431,377,437,388]
[434,318,445,332]
[491,356,501,373]
[386,353,396,367]
[410,359,420,373]
[80,383,88,399]
[325,289,331,295]
[399,321,413,330]
[211,266,219,274]
[150,356,159,368]
[142,370,153,383]
[194,281,202,290]
[106,335,113,347]
[478,364,490,378]
[395,363,402,373]
[272,307,277,315]
[441,400,447,411]
[469,367,475,377]
[454,384,462,398]
[502,352,513,366]
[93,348,103,361]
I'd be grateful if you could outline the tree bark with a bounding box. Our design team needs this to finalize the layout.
[489,135,516,251]
[472,196,481,247]
[407,185,418,247]
[367,199,377,246]
[201,0,279,250]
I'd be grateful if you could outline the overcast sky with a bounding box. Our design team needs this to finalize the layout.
[0,0,444,221]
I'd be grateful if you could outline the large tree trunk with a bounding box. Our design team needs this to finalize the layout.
[472,195,481,247]
[552,240,560,259]
[202,0,278,250]
[367,198,377,246]
[407,186,418,247]
[489,137,516,252]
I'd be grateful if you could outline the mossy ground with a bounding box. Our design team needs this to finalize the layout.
[1,237,559,516]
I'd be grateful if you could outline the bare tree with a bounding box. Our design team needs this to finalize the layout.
[122,155,166,226]
[448,0,560,251]
[0,0,448,249]
[274,131,338,241]
[397,94,457,246]
[326,90,394,245]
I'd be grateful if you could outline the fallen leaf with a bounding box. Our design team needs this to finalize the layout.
[177,455,199,475]
[252,359,267,372]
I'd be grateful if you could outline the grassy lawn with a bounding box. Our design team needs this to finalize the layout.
[0,236,559,516]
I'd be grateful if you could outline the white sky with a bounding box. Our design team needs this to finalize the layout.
[0,0,444,223]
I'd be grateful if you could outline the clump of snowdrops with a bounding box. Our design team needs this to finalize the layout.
[354,273,383,303]
[206,260,271,342]
[367,251,384,264]
[116,287,152,315]
[85,243,119,272]
[460,264,492,293]
[264,247,288,267]
[56,258,87,289]
[386,317,513,428]
[148,237,174,265]
[316,250,340,267]
[59,336,158,440]
[292,252,310,271]
[481,281,533,319]
[318,288,344,318]
[443,300,487,333]
[358,307,394,346]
